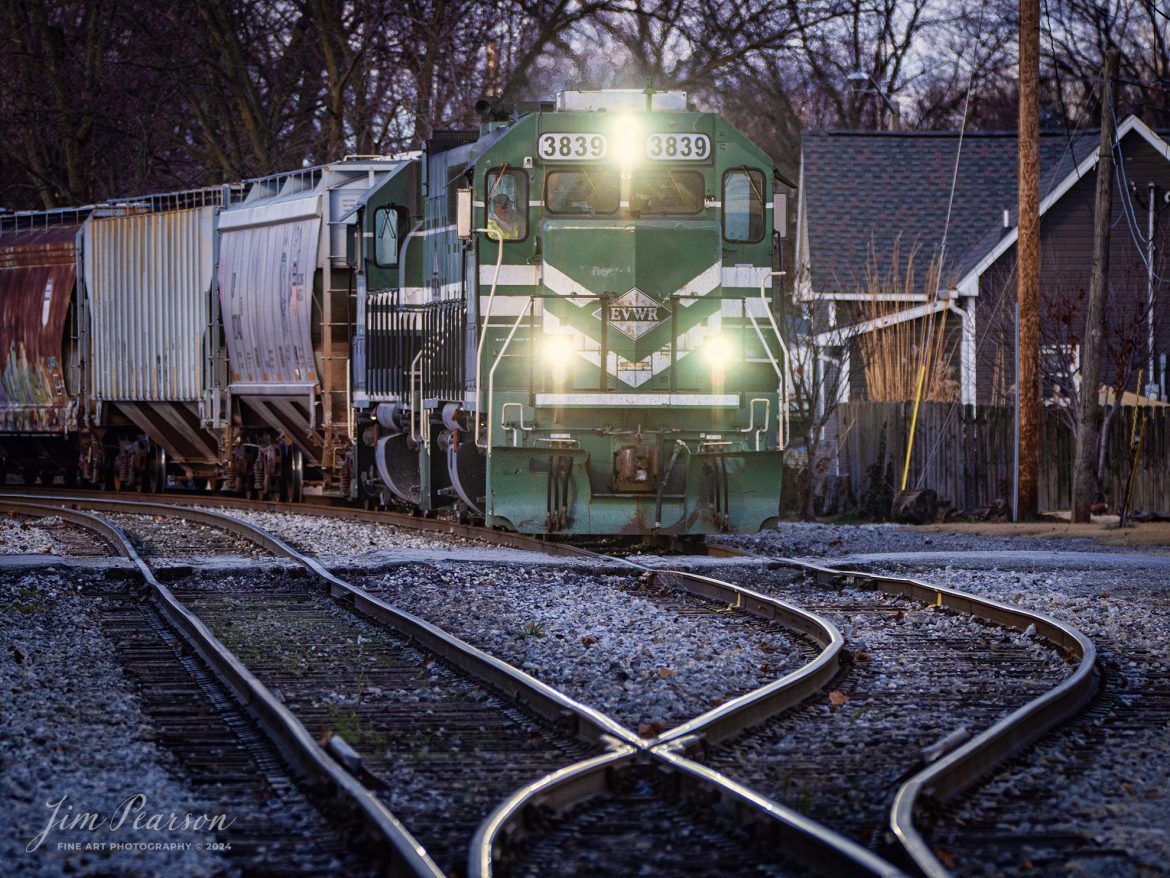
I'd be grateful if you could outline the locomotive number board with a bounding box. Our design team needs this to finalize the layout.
[537,132,714,162]
[538,133,608,160]
[645,133,710,161]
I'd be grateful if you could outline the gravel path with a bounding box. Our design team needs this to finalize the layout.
[194,506,481,556]
[715,521,1152,560]
[0,570,230,877]
[863,558,1170,878]
[354,562,818,734]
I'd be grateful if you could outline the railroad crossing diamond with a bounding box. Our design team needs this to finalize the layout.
[594,288,671,340]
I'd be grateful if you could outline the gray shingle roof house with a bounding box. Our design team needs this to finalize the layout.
[795,115,1170,407]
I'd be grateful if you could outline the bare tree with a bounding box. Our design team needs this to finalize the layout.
[1042,0,1170,127]
[1041,255,1167,509]
[779,273,866,519]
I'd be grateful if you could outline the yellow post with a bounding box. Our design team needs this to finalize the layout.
[900,361,928,492]
[1130,370,1143,446]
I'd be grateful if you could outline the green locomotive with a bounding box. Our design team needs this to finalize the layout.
[351,89,790,536]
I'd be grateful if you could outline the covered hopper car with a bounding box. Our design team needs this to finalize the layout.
[0,89,791,536]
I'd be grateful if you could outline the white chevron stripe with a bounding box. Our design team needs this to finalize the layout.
[478,264,541,286]
[674,262,721,303]
[721,265,774,289]
[541,261,596,306]
[542,308,724,388]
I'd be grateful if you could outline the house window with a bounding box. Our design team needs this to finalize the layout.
[722,168,766,242]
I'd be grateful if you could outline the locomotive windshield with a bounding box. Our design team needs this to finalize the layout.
[546,169,620,215]
[722,168,766,242]
[628,170,703,215]
[544,168,704,217]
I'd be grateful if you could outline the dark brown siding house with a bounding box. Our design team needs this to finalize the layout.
[955,117,1170,408]
[794,116,1170,508]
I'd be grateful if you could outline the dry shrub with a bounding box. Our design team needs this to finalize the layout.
[856,239,959,403]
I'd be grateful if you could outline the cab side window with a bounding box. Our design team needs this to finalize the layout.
[373,206,404,267]
[485,168,528,241]
[722,169,766,243]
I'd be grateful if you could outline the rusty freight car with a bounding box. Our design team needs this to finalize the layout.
[0,208,89,484]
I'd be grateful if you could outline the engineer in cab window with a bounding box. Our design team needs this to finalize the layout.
[488,194,522,239]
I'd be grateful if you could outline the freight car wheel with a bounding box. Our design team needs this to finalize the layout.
[22,466,37,486]
[151,446,167,493]
[289,448,304,503]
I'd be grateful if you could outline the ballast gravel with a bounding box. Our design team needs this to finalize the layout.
[0,515,110,557]
[354,562,815,732]
[715,520,1147,560]
[0,570,230,877]
[194,505,481,556]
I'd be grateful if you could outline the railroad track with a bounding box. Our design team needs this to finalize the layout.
[85,578,377,875]
[102,511,268,560]
[691,553,1099,878]
[2,488,1102,878]
[165,570,598,876]
[2,501,442,876]
[501,763,804,878]
[1,491,897,877]
[915,623,1169,876]
[687,565,1066,858]
[0,510,113,556]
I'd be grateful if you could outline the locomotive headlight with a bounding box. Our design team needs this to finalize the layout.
[542,337,575,383]
[610,114,644,170]
[701,334,736,370]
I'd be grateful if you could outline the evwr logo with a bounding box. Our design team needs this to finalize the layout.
[594,288,671,340]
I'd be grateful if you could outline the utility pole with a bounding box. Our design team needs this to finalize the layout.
[1016,0,1040,520]
[1071,49,1119,523]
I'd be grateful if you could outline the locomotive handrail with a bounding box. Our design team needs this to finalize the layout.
[758,271,792,450]
[739,397,771,451]
[485,297,534,458]
[474,227,506,449]
[409,350,424,444]
[500,401,532,446]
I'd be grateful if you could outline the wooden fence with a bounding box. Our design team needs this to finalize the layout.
[838,401,1170,514]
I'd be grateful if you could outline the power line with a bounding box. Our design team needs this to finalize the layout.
[1109,100,1170,282]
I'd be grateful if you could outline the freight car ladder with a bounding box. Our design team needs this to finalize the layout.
[319,260,354,484]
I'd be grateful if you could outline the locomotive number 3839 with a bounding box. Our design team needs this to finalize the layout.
[538,133,607,160]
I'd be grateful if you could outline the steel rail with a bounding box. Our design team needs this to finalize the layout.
[467,556,896,878]
[469,748,638,878]
[725,550,1101,878]
[0,484,590,557]
[0,499,443,878]
[4,489,904,878]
